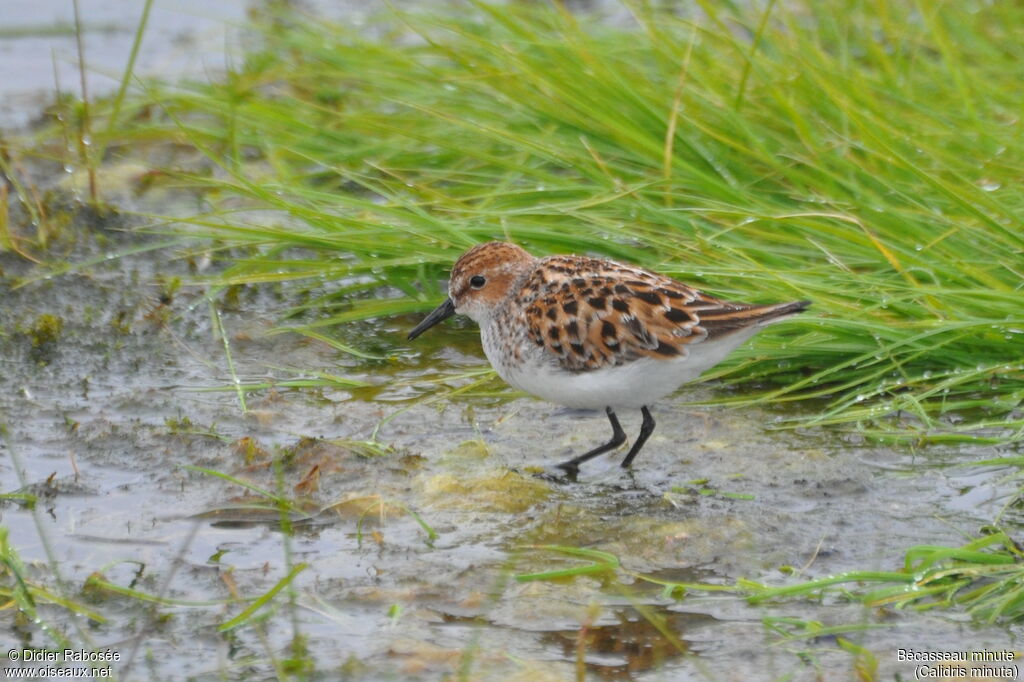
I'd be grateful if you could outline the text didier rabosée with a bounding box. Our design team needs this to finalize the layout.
[11,649,120,662]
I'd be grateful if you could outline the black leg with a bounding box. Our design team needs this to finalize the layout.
[620,406,655,468]
[555,407,626,475]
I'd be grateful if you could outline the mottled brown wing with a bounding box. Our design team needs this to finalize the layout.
[519,256,712,371]
[519,255,808,372]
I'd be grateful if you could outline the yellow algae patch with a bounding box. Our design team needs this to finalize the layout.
[441,439,492,462]
[418,470,550,513]
[523,504,753,574]
[322,492,409,519]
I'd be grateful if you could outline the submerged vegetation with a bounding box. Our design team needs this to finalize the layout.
[521,528,1024,624]
[57,0,1022,446]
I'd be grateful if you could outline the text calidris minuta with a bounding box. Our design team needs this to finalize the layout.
[408,242,809,476]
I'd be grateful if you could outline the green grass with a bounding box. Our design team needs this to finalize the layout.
[520,528,1024,625]
[746,529,1024,623]
[66,0,1021,445]
[5,5,1024,673]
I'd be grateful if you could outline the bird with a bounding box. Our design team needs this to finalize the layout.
[407,241,809,476]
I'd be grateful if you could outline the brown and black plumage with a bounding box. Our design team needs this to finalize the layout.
[408,242,809,474]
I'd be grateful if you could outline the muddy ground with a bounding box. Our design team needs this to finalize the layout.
[1,178,1021,680]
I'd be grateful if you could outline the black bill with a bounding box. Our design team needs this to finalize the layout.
[407,298,456,340]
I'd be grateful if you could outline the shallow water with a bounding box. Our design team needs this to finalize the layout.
[2,3,1023,678]
[1,199,1021,680]
[0,0,251,130]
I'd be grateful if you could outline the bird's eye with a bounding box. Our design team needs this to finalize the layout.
[470,275,487,289]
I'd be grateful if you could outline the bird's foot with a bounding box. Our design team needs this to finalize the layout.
[534,462,579,483]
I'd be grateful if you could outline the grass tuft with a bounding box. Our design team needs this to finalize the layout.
[54,0,1024,443]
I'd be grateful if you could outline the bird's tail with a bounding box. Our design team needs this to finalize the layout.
[752,299,812,325]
